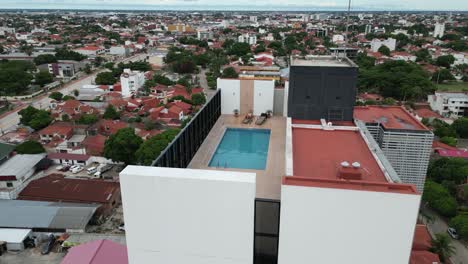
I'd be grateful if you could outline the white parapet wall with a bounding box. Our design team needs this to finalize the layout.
[217,78,240,115]
[253,79,274,116]
[120,166,256,264]
[278,184,421,264]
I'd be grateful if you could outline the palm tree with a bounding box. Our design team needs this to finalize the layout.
[430,233,456,262]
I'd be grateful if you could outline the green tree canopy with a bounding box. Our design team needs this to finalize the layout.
[49,92,63,101]
[423,180,458,217]
[436,55,455,68]
[135,129,180,165]
[103,105,120,120]
[35,70,53,87]
[221,67,239,78]
[104,128,143,164]
[358,60,434,100]
[95,72,117,85]
[449,213,468,240]
[428,157,468,185]
[0,60,35,95]
[432,69,455,83]
[378,45,391,56]
[415,49,431,62]
[29,110,52,130]
[33,54,57,65]
[228,42,251,56]
[15,140,45,154]
[55,47,87,61]
[191,93,206,105]
[430,233,456,262]
[452,117,468,138]
[77,114,98,125]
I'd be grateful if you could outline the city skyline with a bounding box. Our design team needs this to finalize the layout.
[1,0,468,11]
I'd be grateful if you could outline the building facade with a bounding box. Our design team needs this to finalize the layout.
[354,106,434,192]
[428,91,468,118]
[433,22,445,38]
[287,56,358,121]
[120,69,145,97]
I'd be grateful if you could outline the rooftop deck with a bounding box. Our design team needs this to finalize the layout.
[189,114,286,200]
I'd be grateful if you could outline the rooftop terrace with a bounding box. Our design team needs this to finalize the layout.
[290,55,357,68]
[354,105,429,131]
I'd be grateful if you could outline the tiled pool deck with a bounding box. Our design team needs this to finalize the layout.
[189,114,286,200]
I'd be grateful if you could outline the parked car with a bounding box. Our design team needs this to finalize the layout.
[118,224,125,231]
[94,164,113,177]
[41,234,56,255]
[87,166,97,175]
[448,227,459,239]
[71,165,84,174]
[60,164,71,172]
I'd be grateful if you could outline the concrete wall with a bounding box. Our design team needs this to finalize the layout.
[253,80,274,116]
[278,185,420,264]
[240,80,254,114]
[217,78,240,115]
[273,88,284,116]
[120,166,256,264]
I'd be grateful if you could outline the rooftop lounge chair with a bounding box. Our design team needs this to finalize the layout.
[255,113,268,125]
[242,112,253,124]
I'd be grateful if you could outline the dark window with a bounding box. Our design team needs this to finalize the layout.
[6,182,13,187]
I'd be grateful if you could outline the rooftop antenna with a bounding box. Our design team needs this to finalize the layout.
[344,0,352,58]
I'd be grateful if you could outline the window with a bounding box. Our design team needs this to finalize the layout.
[6,182,13,188]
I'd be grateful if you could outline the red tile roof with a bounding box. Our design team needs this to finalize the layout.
[354,106,429,131]
[47,153,91,161]
[414,108,442,119]
[410,225,440,264]
[82,135,107,156]
[18,174,119,204]
[40,124,74,137]
[436,149,468,158]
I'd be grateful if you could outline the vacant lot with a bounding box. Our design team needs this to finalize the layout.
[436,82,468,91]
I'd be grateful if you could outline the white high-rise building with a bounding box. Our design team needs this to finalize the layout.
[365,24,372,35]
[238,33,257,45]
[249,16,257,23]
[433,22,445,38]
[120,69,145,97]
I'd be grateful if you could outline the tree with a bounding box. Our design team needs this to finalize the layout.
[49,92,63,101]
[18,106,39,126]
[28,110,52,130]
[254,45,266,54]
[428,158,468,185]
[221,67,239,78]
[104,128,143,164]
[84,64,92,74]
[77,114,98,125]
[436,55,455,68]
[378,45,391,56]
[33,54,57,65]
[430,233,456,262]
[432,69,455,83]
[95,72,116,85]
[423,180,458,217]
[449,213,468,240]
[0,60,35,95]
[191,93,206,105]
[104,62,115,70]
[415,49,431,62]
[35,70,53,87]
[176,77,191,88]
[356,53,376,69]
[62,95,75,101]
[358,60,434,100]
[20,45,34,56]
[103,105,120,120]
[55,47,87,61]
[135,129,180,165]
[440,136,457,147]
[153,74,174,86]
[453,117,468,138]
[228,42,251,56]
[171,58,196,74]
[15,140,45,154]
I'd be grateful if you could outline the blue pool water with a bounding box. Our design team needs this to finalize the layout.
[209,128,271,170]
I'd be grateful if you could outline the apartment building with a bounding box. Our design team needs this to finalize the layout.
[433,22,445,38]
[120,69,146,97]
[354,106,434,192]
[119,55,423,264]
[238,33,257,45]
[428,91,468,118]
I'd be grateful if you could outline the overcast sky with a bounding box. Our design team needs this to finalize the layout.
[2,0,468,11]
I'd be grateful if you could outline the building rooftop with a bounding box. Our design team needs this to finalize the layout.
[0,154,46,178]
[354,106,429,131]
[288,124,417,194]
[18,174,119,204]
[0,200,97,230]
[61,239,128,264]
[290,55,357,68]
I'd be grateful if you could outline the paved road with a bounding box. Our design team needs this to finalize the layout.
[0,54,146,133]
[421,207,468,264]
[197,68,216,99]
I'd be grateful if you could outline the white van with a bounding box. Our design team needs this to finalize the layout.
[87,167,97,175]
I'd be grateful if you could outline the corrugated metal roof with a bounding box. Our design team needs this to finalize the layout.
[0,154,46,177]
[0,200,97,230]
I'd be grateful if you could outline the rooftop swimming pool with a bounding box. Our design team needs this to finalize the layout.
[209,128,271,170]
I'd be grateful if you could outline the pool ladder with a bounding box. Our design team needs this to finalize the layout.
[216,161,228,169]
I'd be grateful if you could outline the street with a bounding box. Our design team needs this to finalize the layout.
[0,54,146,133]
[421,207,468,264]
